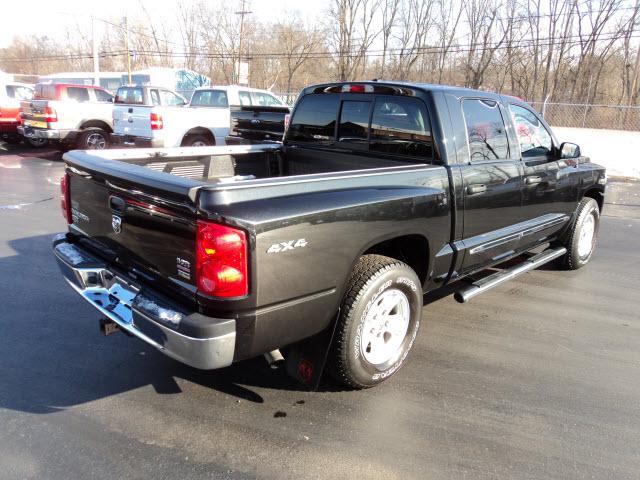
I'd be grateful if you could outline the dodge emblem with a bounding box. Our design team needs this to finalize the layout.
[112,215,122,234]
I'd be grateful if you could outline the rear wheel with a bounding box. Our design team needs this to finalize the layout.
[557,197,600,269]
[328,255,423,389]
[183,134,213,147]
[4,135,22,145]
[77,129,109,150]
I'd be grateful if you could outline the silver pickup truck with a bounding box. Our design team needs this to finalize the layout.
[19,83,114,150]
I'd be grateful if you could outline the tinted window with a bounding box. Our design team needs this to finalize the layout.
[371,97,432,158]
[239,91,252,106]
[509,104,553,158]
[338,101,371,142]
[115,87,143,104]
[67,87,90,102]
[94,89,113,103]
[251,91,283,106]
[462,99,509,161]
[190,90,229,108]
[288,94,339,142]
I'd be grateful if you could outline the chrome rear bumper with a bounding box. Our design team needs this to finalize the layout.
[52,235,236,370]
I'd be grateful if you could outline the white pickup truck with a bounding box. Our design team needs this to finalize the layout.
[18,83,114,150]
[110,85,288,148]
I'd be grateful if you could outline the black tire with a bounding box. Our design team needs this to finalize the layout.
[182,134,213,147]
[26,136,48,148]
[557,197,600,270]
[328,255,423,389]
[76,128,109,150]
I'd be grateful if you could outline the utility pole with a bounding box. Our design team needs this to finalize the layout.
[235,0,252,84]
[124,15,132,84]
[91,16,100,86]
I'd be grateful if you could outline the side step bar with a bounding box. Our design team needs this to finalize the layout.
[454,247,567,303]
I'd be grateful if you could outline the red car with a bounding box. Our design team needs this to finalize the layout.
[0,80,46,147]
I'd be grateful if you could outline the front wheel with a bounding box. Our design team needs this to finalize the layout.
[328,255,423,389]
[558,197,600,269]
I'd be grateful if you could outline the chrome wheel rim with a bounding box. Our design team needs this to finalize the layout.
[360,288,410,366]
[577,213,595,258]
[191,140,208,147]
[86,133,106,149]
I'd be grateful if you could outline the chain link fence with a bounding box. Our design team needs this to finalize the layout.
[529,101,640,131]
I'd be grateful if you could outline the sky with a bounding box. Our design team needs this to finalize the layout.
[0,0,325,48]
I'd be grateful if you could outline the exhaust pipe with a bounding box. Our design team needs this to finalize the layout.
[264,349,285,369]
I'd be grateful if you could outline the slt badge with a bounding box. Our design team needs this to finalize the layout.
[112,214,122,234]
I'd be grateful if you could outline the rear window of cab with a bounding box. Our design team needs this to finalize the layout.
[190,90,229,108]
[115,87,144,105]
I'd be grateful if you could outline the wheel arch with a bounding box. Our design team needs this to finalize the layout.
[79,120,112,133]
[181,127,216,146]
[361,234,430,286]
[583,186,604,212]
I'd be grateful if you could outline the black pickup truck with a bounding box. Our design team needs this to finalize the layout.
[52,81,606,389]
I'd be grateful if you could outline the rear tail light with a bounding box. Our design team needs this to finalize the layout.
[45,106,57,123]
[196,220,248,298]
[150,112,163,130]
[60,172,72,224]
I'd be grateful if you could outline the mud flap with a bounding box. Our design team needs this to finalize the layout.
[285,314,340,391]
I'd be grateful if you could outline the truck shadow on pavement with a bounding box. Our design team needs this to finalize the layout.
[0,234,351,414]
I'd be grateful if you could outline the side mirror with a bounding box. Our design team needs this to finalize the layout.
[560,142,581,159]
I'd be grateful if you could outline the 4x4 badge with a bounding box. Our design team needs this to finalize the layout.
[112,215,122,234]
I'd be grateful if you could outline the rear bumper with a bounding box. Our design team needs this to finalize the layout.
[52,234,236,370]
[18,126,76,141]
[110,133,164,148]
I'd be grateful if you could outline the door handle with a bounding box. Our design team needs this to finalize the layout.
[128,108,134,113]
[466,184,487,194]
[525,176,542,185]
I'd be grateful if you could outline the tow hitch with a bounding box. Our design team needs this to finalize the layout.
[99,318,123,336]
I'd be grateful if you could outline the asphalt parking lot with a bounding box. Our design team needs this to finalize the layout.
[1,143,639,480]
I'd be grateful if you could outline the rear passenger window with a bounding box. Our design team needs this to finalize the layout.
[288,94,339,142]
[370,97,433,158]
[462,99,509,161]
[338,101,371,142]
[239,91,252,106]
[150,90,161,106]
[67,87,90,103]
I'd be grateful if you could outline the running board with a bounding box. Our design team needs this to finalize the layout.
[454,247,567,303]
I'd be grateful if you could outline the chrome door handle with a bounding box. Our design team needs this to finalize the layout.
[525,176,542,185]
[467,184,487,194]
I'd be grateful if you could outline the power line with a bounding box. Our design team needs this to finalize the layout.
[2,28,639,64]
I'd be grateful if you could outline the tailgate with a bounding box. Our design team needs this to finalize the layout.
[20,99,49,128]
[65,153,201,302]
[113,105,153,137]
[229,106,289,141]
